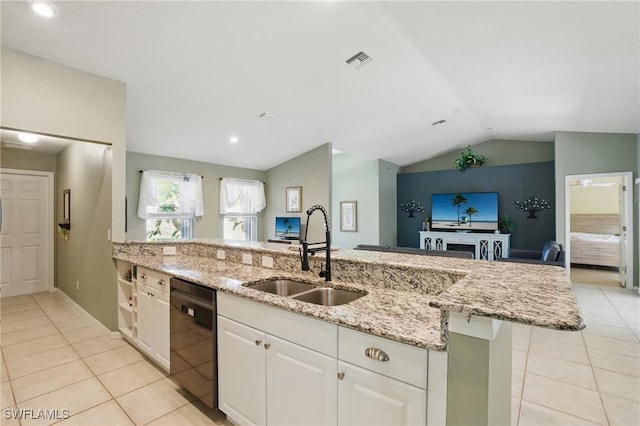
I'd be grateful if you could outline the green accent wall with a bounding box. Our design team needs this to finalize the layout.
[555,131,638,285]
[126,151,266,241]
[1,148,57,173]
[447,333,490,425]
[378,159,400,246]
[265,144,332,243]
[401,140,554,174]
[331,154,399,249]
[56,142,115,330]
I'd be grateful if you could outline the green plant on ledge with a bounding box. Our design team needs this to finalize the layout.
[454,145,487,172]
[498,214,516,234]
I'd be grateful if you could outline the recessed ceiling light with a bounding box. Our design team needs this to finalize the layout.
[18,133,40,143]
[30,1,59,18]
[229,136,239,144]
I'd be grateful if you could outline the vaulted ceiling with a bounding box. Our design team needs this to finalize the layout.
[2,1,638,170]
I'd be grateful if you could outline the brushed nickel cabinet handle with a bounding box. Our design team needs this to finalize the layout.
[255,340,262,346]
[365,347,390,362]
[337,372,345,380]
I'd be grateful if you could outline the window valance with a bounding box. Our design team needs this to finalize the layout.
[219,178,266,214]
[137,170,204,219]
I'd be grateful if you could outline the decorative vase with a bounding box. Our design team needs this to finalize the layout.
[408,211,415,218]
[527,211,539,219]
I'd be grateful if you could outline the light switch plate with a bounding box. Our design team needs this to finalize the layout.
[242,253,253,265]
[216,249,226,260]
[262,256,274,268]
[163,246,177,255]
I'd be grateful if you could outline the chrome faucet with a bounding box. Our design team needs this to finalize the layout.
[300,204,331,281]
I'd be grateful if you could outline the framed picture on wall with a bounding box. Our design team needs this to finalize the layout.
[340,201,357,232]
[286,186,302,212]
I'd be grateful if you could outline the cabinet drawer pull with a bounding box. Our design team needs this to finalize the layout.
[365,347,390,362]
[158,279,165,285]
[139,273,147,279]
[337,372,345,380]
[255,340,262,346]
[264,343,271,350]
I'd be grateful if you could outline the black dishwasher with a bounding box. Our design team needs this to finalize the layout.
[169,278,217,410]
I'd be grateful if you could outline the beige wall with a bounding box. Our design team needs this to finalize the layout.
[56,142,115,329]
[126,151,267,240]
[2,47,126,330]
[400,139,554,173]
[570,183,620,215]
[264,144,332,243]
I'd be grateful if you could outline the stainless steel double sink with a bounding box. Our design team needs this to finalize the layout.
[244,279,366,306]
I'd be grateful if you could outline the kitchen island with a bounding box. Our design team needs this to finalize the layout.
[113,239,584,426]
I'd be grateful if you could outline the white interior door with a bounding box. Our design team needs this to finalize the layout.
[0,171,53,297]
[618,181,627,287]
[620,173,634,289]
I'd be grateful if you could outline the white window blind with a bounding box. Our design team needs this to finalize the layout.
[138,171,204,219]
[219,178,266,214]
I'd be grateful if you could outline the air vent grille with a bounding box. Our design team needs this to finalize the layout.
[346,51,372,69]
[2,141,36,150]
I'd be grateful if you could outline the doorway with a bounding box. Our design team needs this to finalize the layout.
[565,172,634,289]
[0,169,54,297]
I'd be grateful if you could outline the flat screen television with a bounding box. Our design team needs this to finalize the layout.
[275,216,301,239]
[431,192,498,231]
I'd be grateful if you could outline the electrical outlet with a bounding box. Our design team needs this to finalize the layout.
[216,249,226,260]
[262,256,274,269]
[163,246,177,255]
[242,253,253,265]
[76,281,79,290]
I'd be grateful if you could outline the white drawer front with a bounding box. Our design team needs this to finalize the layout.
[338,327,428,389]
[137,267,170,294]
[218,292,337,357]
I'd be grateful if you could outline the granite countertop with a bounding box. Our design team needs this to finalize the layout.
[115,253,445,350]
[113,239,585,351]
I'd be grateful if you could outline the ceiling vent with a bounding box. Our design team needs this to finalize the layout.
[258,112,278,120]
[2,141,36,150]
[345,51,372,70]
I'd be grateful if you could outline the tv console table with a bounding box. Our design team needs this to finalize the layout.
[419,231,510,261]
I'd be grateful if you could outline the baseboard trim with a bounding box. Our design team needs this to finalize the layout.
[52,288,121,339]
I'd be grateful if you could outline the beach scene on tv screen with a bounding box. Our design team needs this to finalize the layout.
[431,193,498,230]
[275,217,300,238]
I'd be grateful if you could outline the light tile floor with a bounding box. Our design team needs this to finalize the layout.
[512,280,640,426]
[1,279,638,425]
[1,291,230,425]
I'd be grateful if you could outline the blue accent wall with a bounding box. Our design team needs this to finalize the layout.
[397,162,556,250]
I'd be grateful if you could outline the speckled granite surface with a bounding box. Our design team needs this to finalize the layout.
[113,239,585,351]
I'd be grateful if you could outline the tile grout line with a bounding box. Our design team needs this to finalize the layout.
[14,292,135,424]
[581,286,611,426]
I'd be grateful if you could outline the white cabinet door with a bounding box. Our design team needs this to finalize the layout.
[338,361,426,426]
[136,283,154,356]
[218,316,267,426]
[266,335,337,426]
[154,291,170,370]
